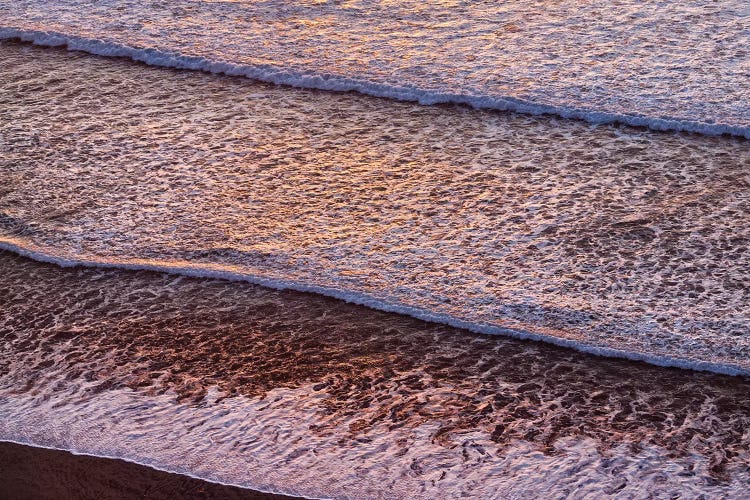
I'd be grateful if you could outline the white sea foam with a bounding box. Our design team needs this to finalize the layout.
[1,27,749,139]
[2,38,749,381]
[1,238,747,378]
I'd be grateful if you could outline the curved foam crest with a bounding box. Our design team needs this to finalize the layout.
[1,38,748,379]
[1,27,748,139]
[1,238,747,377]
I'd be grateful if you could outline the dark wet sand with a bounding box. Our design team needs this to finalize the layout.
[1,250,749,495]
[0,441,296,500]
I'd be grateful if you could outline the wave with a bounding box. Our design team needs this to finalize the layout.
[2,26,749,140]
[1,236,747,378]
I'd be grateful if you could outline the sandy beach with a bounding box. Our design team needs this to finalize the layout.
[0,441,295,500]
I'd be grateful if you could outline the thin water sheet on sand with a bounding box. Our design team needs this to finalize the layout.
[1,41,749,374]
[1,251,749,497]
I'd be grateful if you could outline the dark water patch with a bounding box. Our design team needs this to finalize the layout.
[1,251,749,483]
[0,440,295,500]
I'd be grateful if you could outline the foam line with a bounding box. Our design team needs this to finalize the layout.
[1,237,747,378]
[1,27,749,140]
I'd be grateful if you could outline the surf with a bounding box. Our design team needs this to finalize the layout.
[1,236,747,378]
[1,37,749,381]
[2,27,749,140]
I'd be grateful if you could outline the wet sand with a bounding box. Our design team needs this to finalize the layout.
[0,441,295,500]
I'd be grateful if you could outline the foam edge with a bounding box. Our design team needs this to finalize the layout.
[1,27,749,140]
[1,237,748,379]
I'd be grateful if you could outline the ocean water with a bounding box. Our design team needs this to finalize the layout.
[0,0,749,497]
[3,0,750,136]
[2,251,750,497]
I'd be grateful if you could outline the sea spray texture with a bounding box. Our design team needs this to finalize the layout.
[1,251,750,497]
[1,41,749,375]
[1,1,750,496]
[1,0,750,137]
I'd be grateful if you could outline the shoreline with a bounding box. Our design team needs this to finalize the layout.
[0,441,299,500]
[1,246,749,496]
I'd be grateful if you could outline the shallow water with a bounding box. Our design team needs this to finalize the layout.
[1,41,749,374]
[2,251,750,498]
[2,0,750,136]
[1,2,750,495]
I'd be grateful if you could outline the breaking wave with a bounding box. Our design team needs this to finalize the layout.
[2,27,749,139]
[1,237,747,377]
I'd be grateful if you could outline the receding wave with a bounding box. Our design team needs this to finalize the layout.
[4,3,750,497]
[2,249,749,497]
[2,27,749,139]
[1,236,748,377]
[2,39,749,382]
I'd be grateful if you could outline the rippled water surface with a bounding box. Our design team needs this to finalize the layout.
[1,2,749,496]
[2,251,750,498]
[1,41,749,374]
[2,0,750,135]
